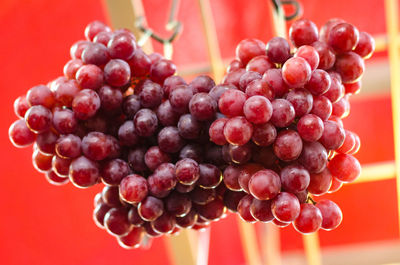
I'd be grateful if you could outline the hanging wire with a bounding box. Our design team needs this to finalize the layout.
[271,0,302,21]
[135,0,182,59]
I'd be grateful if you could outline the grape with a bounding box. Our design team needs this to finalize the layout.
[271,192,300,222]
[319,120,345,150]
[128,207,145,226]
[70,40,90,59]
[150,59,176,85]
[245,79,275,100]
[93,203,111,228]
[189,75,215,93]
[27,85,55,109]
[175,158,200,185]
[209,118,228,145]
[323,75,344,103]
[151,212,176,233]
[332,96,350,119]
[82,43,109,66]
[85,21,111,41]
[169,85,193,113]
[45,171,69,186]
[354,31,375,59]
[128,49,152,77]
[138,196,164,221]
[198,164,222,188]
[328,154,361,183]
[237,195,256,222]
[316,200,343,230]
[250,199,274,222]
[223,165,242,191]
[227,59,244,73]
[72,89,101,120]
[239,71,262,91]
[285,89,313,117]
[223,117,253,146]
[289,19,319,47]
[32,148,53,173]
[238,163,264,193]
[294,45,319,70]
[54,80,81,108]
[334,52,365,84]
[252,122,276,146]
[25,105,52,133]
[133,109,158,137]
[52,155,71,177]
[166,192,192,217]
[336,130,356,154]
[299,141,328,173]
[14,95,30,119]
[319,18,345,42]
[82,132,111,161]
[218,89,247,117]
[280,163,310,193]
[328,22,359,53]
[297,114,324,142]
[104,208,132,236]
[118,120,139,147]
[293,204,322,234]
[118,227,144,249]
[311,41,336,70]
[196,198,225,221]
[55,134,81,159]
[266,37,291,64]
[311,95,332,121]
[98,85,123,112]
[249,169,281,200]
[273,130,303,161]
[328,178,343,193]
[282,57,312,88]
[263,68,289,97]
[190,186,216,205]
[349,132,361,155]
[252,146,278,168]
[246,55,274,75]
[273,219,290,227]
[75,64,104,90]
[308,168,332,196]
[344,80,361,95]
[305,69,331,96]
[222,69,246,89]
[243,96,273,124]
[209,84,235,101]
[236,39,266,65]
[144,146,171,172]
[107,32,136,60]
[69,156,100,188]
[270,99,295,127]
[158,126,185,153]
[227,143,252,164]
[223,190,245,212]
[104,59,131,87]
[157,100,179,126]
[148,163,177,194]
[176,209,198,228]
[101,159,130,186]
[189,93,217,121]
[143,222,162,237]
[93,31,112,46]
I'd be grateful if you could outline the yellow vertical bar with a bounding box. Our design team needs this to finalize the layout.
[384,0,400,235]
[261,223,281,265]
[303,233,322,265]
[197,0,225,83]
[102,0,153,53]
[165,230,197,265]
[237,218,263,265]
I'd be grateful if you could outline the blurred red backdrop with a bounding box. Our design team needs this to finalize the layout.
[0,0,396,264]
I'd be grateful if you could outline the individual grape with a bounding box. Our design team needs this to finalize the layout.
[190,186,216,205]
[118,227,144,249]
[329,115,344,127]
[209,118,228,145]
[81,132,111,161]
[223,117,253,146]
[52,155,71,177]
[157,100,179,126]
[36,130,58,155]
[176,182,196,194]
[308,168,332,196]
[311,41,336,70]
[328,22,359,53]
[223,165,242,191]
[271,192,300,222]
[246,55,274,75]
[104,59,131,87]
[69,156,100,188]
[32,148,53,173]
[148,163,177,195]
[143,222,162,237]
[323,75,344,103]
[266,37,291,64]
[273,130,303,161]
[349,132,361,155]
[104,208,132,236]
[223,190,246,212]
[209,84,235,101]
[128,49,152,77]
[98,85,123,111]
[163,75,187,97]
[45,171,69,186]
[93,31,113,46]
[299,141,328,173]
[52,109,78,134]
[169,85,193,113]
[101,159,130,186]
[196,198,225,221]
[249,199,273,222]
[332,96,350,119]
[319,18,345,42]
[189,75,215,93]
[328,178,343,193]
[336,130,356,154]
[176,209,198,228]
[148,52,163,64]
[239,71,262,91]
[249,169,281,200]
[55,134,81,159]
[103,185,124,207]
[189,93,217,121]
[334,52,365,84]
[354,31,375,59]
[150,59,176,85]
[289,19,319,47]
[198,164,222,188]
[138,196,164,221]
[297,114,324,142]
[85,21,111,41]
[128,147,148,172]
[227,143,252,164]
[293,204,322,234]
[218,89,247,117]
[120,174,148,203]
[24,105,52,133]
[175,158,200,185]
[70,40,90,59]
[118,120,139,147]
[179,144,203,163]
[344,80,362,95]
[263,68,289,97]
[245,79,275,101]
[139,81,163,108]
[311,95,332,121]
[280,163,310,193]
[166,192,192,217]
[75,64,104,90]
[227,59,244,73]
[270,99,295,127]
[151,212,176,234]
[53,80,81,108]
[93,203,111,228]
[158,126,185,153]
[82,42,109,66]
[128,207,145,226]
[238,163,264,193]
[282,57,312,88]
[178,114,201,140]
[328,154,361,183]
[237,195,256,222]
[26,85,55,109]
[243,96,273,124]
[316,200,343,231]
[285,89,313,117]
[14,95,30,119]
[294,45,320,70]
[319,120,345,150]
[305,69,331,96]
[133,109,158,137]
[144,146,171,171]
[72,89,101,120]
[107,32,136,60]
[235,38,266,65]
[251,122,276,146]
[252,146,278,168]
[222,68,246,88]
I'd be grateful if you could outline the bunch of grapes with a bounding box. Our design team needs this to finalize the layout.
[8,16,374,249]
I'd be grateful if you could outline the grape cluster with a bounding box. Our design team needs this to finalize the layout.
[8,17,374,249]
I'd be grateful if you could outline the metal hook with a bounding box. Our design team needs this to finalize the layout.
[271,0,302,21]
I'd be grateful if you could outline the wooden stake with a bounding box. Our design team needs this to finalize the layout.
[237,218,263,265]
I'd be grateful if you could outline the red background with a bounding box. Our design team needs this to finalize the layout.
[0,0,397,264]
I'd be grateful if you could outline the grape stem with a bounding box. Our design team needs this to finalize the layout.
[306,195,317,205]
